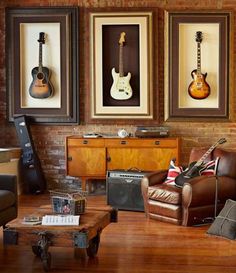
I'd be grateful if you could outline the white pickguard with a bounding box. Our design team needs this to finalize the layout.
[110,68,133,100]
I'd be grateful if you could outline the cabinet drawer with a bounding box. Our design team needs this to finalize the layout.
[67,138,105,147]
[105,138,179,148]
[107,147,179,171]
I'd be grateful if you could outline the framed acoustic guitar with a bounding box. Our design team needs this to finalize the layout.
[188,31,210,100]
[110,32,133,100]
[29,32,53,99]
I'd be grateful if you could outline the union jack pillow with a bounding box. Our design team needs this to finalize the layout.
[163,157,220,186]
[199,157,220,176]
[163,159,184,185]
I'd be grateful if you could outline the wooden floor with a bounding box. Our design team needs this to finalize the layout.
[0,194,236,273]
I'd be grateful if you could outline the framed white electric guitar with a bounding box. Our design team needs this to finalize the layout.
[110,32,133,100]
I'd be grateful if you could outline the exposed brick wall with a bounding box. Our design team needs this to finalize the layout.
[0,0,235,189]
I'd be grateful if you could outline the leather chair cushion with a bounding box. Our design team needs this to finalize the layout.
[148,199,182,220]
[148,184,182,205]
[0,190,16,211]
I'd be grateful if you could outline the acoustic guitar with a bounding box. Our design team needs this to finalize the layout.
[110,32,133,100]
[29,32,53,99]
[175,138,227,188]
[188,31,210,100]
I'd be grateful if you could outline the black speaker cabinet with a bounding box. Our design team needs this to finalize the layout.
[14,115,46,194]
[106,170,149,211]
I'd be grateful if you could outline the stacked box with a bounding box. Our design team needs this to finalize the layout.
[50,189,87,215]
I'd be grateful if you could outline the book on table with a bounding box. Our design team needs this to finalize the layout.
[22,216,42,225]
[42,215,80,226]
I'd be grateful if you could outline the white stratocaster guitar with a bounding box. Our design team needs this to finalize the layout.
[110,32,133,100]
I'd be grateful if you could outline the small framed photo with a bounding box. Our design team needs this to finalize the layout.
[90,11,153,119]
[6,7,79,124]
[165,11,231,119]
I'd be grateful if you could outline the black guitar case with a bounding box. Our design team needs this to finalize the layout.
[14,115,46,194]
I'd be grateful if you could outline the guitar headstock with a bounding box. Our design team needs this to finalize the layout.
[119,32,126,46]
[195,31,203,43]
[37,32,45,44]
[218,138,227,145]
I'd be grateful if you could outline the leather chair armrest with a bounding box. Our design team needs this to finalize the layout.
[141,170,168,217]
[142,170,168,188]
[182,175,236,208]
[0,174,17,194]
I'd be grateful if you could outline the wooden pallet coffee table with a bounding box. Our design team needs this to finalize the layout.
[3,205,117,271]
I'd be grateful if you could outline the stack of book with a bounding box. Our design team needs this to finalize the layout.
[22,216,42,225]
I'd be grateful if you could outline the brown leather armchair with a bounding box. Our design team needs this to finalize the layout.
[141,148,236,226]
[0,174,18,228]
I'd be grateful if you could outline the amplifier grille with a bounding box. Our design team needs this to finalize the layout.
[106,170,148,211]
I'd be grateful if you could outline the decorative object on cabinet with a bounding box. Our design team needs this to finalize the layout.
[66,136,180,191]
[6,7,79,124]
[164,11,230,120]
[135,126,169,138]
[90,11,153,119]
[117,129,129,138]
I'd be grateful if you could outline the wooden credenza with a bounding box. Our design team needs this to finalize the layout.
[66,136,180,190]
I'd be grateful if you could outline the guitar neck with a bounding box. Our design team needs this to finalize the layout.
[199,143,219,163]
[119,44,124,77]
[38,43,43,72]
[197,42,201,75]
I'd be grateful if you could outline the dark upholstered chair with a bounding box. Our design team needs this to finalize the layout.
[141,148,236,226]
[0,174,18,227]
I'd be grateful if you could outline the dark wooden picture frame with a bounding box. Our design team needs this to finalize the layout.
[6,7,79,124]
[90,11,153,120]
[165,11,231,120]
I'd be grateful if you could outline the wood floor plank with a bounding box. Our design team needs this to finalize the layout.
[0,194,235,273]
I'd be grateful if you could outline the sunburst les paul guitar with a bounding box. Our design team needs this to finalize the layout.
[110,32,133,100]
[188,31,210,100]
[29,32,53,99]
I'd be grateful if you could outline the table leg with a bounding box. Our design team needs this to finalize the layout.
[86,233,100,258]
[73,231,101,258]
[32,232,52,272]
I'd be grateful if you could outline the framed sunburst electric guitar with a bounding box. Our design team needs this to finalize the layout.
[110,32,133,100]
[29,32,53,99]
[188,31,210,100]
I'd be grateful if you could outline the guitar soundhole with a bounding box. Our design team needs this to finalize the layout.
[37,72,44,80]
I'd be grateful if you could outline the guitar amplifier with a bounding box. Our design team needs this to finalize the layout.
[106,170,149,211]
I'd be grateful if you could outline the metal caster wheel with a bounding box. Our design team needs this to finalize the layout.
[41,252,51,272]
